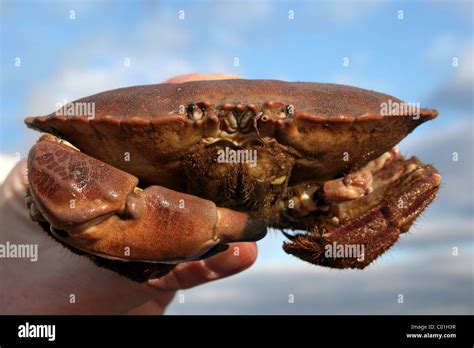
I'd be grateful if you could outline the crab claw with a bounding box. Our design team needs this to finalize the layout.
[283,157,441,269]
[27,134,267,263]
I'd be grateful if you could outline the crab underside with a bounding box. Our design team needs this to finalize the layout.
[24,80,440,281]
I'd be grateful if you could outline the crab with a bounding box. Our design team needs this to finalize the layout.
[24,79,440,281]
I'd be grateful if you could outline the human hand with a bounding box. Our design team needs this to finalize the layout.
[0,73,257,315]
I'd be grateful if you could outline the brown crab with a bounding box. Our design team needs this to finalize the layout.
[24,79,440,281]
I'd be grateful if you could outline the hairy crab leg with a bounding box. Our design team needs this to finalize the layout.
[27,134,267,263]
[282,155,441,268]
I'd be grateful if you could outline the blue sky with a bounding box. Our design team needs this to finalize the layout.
[1,0,472,314]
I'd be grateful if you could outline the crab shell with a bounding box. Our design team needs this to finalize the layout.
[25,80,437,189]
[24,80,439,281]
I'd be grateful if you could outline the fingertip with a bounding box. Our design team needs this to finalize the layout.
[151,243,258,291]
[204,242,258,276]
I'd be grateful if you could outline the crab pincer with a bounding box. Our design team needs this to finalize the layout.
[27,134,267,267]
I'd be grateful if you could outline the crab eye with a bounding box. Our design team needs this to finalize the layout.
[187,103,197,113]
[186,103,204,120]
[285,104,295,117]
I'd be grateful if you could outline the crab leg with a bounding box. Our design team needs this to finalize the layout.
[283,155,441,268]
[283,148,402,218]
[318,147,403,204]
[27,134,267,263]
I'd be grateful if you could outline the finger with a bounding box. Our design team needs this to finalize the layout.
[203,242,257,276]
[148,242,258,291]
[164,73,241,84]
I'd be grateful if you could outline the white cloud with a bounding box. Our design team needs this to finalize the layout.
[166,249,473,314]
[400,119,473,209]
[310,1,382,25]
[0,154,17,184]
[209,1,273,24]
[425,33,464,65]
[23,2,277,119]
[401,216,473,250]
[432,1,473,24]
[425,43,473,111]
[25,66,126,116]
[24,6,195,116]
